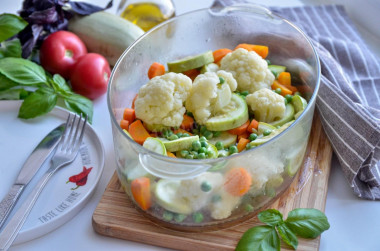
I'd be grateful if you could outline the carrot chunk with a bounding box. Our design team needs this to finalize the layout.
[120,119,130,131]
[173,128,193,136]
[238,132,249,141]
[278,72,291,86]
[180,114,195,131]
[128,120,150,145]
[167,151,177,158]
[123,108,136,124]
[224,167,252,196]
[148,62,165,79]
[183,68,200,81]
[234,44,269,58]
[237,138,250,152]
[132,94,138,109]
[247,119,259,133]
[271,80,293,96]
[227,120,250,135]
[213,48,232,63]
[131,177,151,210]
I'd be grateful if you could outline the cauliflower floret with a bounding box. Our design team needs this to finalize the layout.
[246,88,285,123]
[220,48,275,93]
[134,73,192,129]
[209,189,241,220]
[185,71,237,124]
[177,172,224,212]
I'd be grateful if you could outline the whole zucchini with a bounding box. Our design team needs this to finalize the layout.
[68,11,144,66]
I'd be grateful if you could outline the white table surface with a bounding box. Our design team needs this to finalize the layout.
[2,0,380,250]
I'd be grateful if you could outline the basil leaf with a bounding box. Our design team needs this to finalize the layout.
[52,74,71,93]
[63,93,93,124]
[277,222,298,250]
[0,57,47,85]
[0,14,28,43]
[0,73,17,91]
[18,88,57,119]
[0,39,22,58]
[236,226,280,251]
[285,208,330,238]
[258,209,283,227]
[0,88,28,100]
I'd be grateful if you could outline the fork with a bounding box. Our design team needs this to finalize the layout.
[0,113,87,251]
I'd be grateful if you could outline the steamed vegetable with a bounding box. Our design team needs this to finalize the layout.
[68,11,144,66]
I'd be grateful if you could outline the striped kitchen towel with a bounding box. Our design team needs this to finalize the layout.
[213,1,380,200]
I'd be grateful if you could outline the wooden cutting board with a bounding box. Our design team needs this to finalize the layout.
[93,112,332,251]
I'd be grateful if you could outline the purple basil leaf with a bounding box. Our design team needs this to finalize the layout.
[68,0,113,15]
[26,7,58,24]
[18,24,43,58]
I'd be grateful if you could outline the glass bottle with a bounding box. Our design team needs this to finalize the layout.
[117,0,175,32]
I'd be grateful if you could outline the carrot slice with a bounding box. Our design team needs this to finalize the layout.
[167,151,177,158]
[129,120,150,145]
[123,108,136,124]
[278,72,291,86]
[148,62,165,79]
[271,80,293,96]
[238,132,249,141]
[132,94,138,109]
[173,128,193,136]
[131,177,151,210]
[120,119,130,131]
[237,138,250,152]
[224,167,252,196]
[227,120,250,135]
[234,44,269,58]
[180,114,195,131]
[183,68,200,81]
[247,119,259,133]
[213,48,232,63]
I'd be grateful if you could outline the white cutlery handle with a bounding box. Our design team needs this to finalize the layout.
[0,185,24,230]
[0,171,54,251]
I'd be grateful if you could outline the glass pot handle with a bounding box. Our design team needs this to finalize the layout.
[138,153,212,180]
[210,1,275,19]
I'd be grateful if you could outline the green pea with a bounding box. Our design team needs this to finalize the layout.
[163,211,174,221]
[294,91,301,96]
[213,131,221,137]
[201,181,212,192]
[191,151,199,159]
[199,136,207,142]
[211,194,222,203]
[180,150,189,157]
[241,91,249,96]
[249,133,257,141]
[186,111,194,117]
[199,147,207,154]
[203,130,213,140]
[275,88,282,94]
[168,134,179,141]
[192,212,204,223]
[200,126,207,134]
[176,132,183,138]
[192,141,201,151]
[201,141,208,148]
[263,129,272,136]
[265,59,271,65]
[198,152,206,159]
[285,94,293,103]
[215,141,224,150]
[219,76,225,84]
[229,145,238,154]
[245,204,254,212]
[182,133,190,137]
[174,213,186,223]
[246,143,252,150]
[186,154,194,159]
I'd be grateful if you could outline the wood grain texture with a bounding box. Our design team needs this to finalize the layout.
[93,113,332,251]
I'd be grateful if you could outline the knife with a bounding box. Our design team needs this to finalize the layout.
[0,123,65,229]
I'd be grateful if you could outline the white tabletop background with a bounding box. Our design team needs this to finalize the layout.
[1,0,380,250]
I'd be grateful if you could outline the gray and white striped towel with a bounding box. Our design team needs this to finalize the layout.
[214,1,380,200]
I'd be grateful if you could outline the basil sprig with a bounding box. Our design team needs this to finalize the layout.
[0,57,93,123]
[0,14,27,42]
[236,208,330,250]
